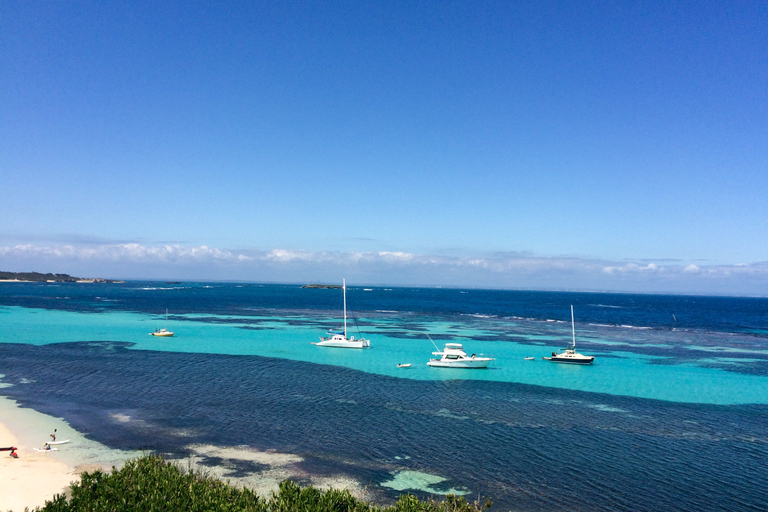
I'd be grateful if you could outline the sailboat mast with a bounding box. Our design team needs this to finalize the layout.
[343,278,347,337]
[571,305,576,348]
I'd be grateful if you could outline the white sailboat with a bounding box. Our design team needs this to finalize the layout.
[150,309,174,337]
[312,279,370,348]
[543,305,594,364]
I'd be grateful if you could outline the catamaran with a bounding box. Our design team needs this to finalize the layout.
[312,279,370,348]
[543,305,594,364]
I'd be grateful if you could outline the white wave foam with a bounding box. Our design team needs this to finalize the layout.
[589,404,628,414]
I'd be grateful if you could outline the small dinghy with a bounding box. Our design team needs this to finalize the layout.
[397,363,412,368]
[524,357,535,360]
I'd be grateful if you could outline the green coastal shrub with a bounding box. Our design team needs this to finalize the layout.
[36,455,492,512]
[40,455,265,512]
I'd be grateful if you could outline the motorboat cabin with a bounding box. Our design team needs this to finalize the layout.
[427,343,493,369]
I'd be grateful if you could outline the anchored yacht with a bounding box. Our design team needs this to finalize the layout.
[428,343,493,369]
[150,309,174,337]
[313,279,370,349]
[543,306,594,364]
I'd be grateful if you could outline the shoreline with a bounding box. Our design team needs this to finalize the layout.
[0,420,75,511]
[0,396,378,510]
[0,280,125,283]
[0,396,139,511]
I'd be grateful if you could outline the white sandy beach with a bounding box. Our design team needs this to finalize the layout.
[0,396,140,512]
[0,396,375,511]
[0,421,75,512]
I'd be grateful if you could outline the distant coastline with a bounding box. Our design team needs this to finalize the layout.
[0,271,124,283]
[301,284,341,289]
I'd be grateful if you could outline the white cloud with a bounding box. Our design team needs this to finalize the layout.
[375,251,417,262]
[263,249,315,262]
[0,243,242,264]
[2,242,768,295]
[602,262,662,274]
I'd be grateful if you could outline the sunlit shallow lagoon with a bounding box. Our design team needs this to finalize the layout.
[1,301,766,405]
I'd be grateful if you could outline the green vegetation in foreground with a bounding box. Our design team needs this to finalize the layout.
[36,455,493,512]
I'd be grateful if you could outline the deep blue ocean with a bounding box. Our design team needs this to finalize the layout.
[1,281,766,511]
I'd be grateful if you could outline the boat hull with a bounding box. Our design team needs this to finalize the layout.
[150,331,174,337]
[544,356,594,364]
[427,358,492,369]
[314,337,370,348]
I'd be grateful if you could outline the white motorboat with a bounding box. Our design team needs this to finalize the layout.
[427,342,493,369]
[150,309,174,337]
[543,306,594,364]
[313,279,370,349]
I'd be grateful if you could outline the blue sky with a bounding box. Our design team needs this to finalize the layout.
[2,1,767,295]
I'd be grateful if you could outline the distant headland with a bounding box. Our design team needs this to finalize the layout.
[301,284,341,289]
[0,271,124,283]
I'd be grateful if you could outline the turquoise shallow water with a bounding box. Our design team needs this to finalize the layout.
[1,283,767,511]
[1,304,766,404]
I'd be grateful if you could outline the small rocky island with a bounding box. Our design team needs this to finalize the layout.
[301,284,341,289]
[0,271,123,283]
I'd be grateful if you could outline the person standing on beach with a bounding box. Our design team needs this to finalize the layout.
[50,429,56,442]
